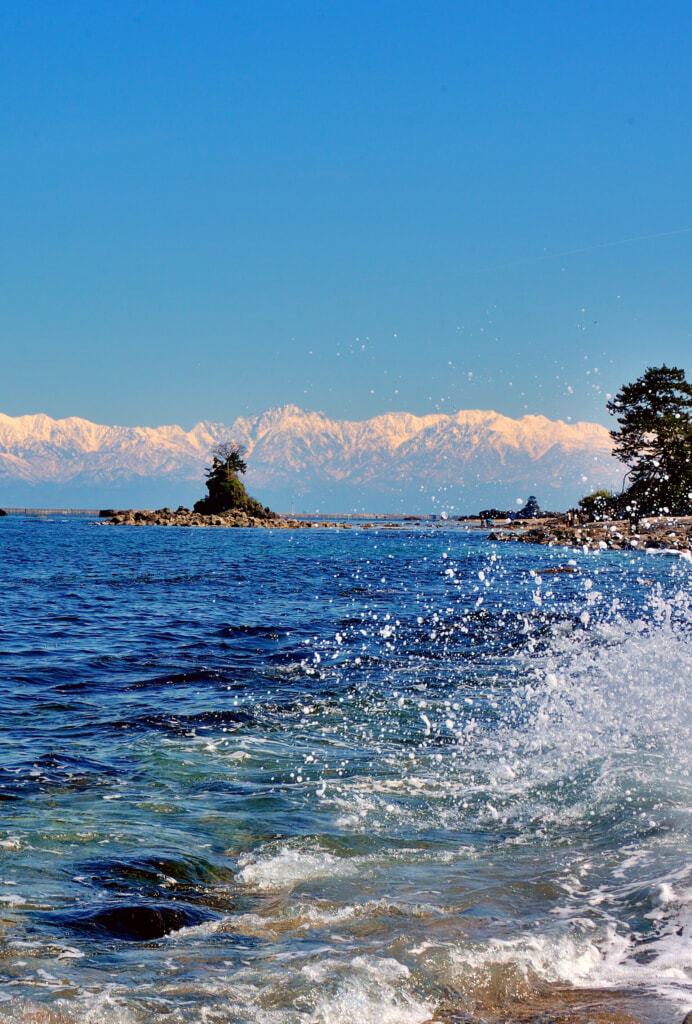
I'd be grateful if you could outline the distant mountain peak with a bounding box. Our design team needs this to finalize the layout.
[0,405,620,513]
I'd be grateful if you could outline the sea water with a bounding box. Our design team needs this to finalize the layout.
[0,515,691,1023]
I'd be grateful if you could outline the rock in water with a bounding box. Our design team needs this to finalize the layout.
[63,903,209,941]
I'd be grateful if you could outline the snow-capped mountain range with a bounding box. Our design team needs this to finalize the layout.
[0,405,621,513]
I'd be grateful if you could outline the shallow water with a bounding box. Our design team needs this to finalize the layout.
[0,516,691,1022]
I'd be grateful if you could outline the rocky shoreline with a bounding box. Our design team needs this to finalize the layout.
[99,507,692,553]
[102,506,321,529]
[100,508,454,530]
[487,514,692,553]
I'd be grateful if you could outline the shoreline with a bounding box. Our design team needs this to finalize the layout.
[485,514,692,554]
[99,507,692,555]
[9,504,688,554]
[100,507,479,530]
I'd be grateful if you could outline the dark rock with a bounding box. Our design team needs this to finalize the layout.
[479,507,510,520]
[104,507,320,530]
[61,902,210,941]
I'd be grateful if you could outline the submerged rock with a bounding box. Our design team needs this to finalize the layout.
[59,902,210,941]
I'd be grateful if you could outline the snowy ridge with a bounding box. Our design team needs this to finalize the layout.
[0,406,620,512]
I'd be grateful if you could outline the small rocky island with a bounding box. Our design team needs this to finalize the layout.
[105,441,313,529]
[105,505,313,529]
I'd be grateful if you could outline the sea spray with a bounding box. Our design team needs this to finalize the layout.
[0,515,690,1021]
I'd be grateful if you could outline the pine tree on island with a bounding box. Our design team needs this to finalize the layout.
[193,442,274,518]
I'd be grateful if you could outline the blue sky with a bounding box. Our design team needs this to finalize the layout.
[2,0,691,429]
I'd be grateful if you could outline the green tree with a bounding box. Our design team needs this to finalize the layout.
[607,364,692,514]
[208,441,247,479]
[578,489,617,521]
[194,441,264,515]
[516,494,541,519]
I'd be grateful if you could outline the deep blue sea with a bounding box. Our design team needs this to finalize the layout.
[1,515,692,1023]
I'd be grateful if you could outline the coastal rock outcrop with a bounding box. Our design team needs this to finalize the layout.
[489,515,692,552]
[104,506,315,529]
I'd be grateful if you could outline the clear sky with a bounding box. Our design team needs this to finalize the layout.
[2,0,691,430]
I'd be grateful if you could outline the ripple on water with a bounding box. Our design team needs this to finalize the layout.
[0,522,691,1022]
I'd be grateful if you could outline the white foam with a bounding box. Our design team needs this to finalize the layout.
[235,842,457,892]
[213,896,448,941]
[441,921,692,1014]
[455,930,609,985]
[236,846,356,889]
[304,955,434,1024]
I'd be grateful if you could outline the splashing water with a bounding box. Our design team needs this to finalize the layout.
[0,515,690,1022]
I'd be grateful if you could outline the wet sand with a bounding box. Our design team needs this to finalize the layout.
[431,983,670,1023]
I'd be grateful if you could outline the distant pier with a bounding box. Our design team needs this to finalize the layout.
[2,508,102,516]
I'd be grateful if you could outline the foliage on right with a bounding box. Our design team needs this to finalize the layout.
[607,364,692,515]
